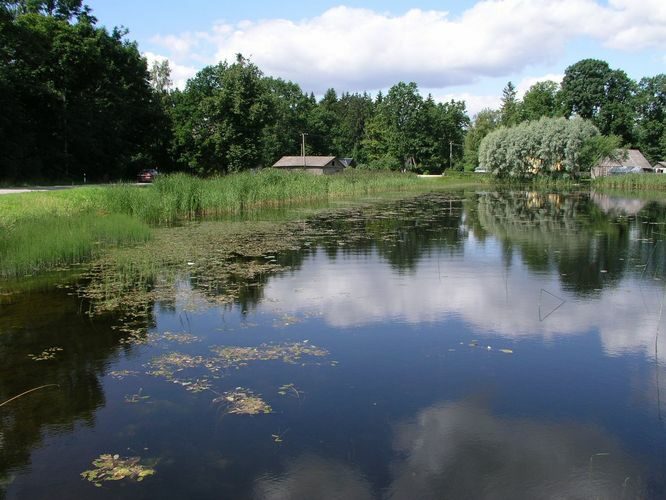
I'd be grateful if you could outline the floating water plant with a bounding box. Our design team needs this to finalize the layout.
[213,388,272,415]
[149,331,200,344]
[80,454,155,487]
[109,370,141,380]
[277,383,302,398]
[124,389,150,404]
[209,341,328,368]
[27,347,63,361]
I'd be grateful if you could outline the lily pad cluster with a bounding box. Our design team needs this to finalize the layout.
[80,454,155,487]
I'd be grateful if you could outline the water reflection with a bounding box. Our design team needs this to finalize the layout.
[387,399,644,499]
[254,455,374,500]
[253,399,645,500]
[0,282,143,490]
[2,189,666,498]
[261,191,666,357]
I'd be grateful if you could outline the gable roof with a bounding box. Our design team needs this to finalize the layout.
[273,156,338,168]
[597,149,652,170]
[654,161,666,168]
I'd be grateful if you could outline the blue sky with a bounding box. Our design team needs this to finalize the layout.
[85,0,665,115]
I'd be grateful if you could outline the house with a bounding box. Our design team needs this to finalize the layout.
[339,158,356,168]
[654,161,666,174]
[591,149,653,179]
[272,156,346,175]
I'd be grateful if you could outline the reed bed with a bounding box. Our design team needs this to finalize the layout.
[0,213,150,277]
[0,170,483,276]
[99,170,431,224]
[592,174,666,191]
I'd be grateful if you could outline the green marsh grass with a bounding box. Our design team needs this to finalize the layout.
[0,213,150,277]
[100,170,438,224]
[593,174,666,191]
[0,170,487,276]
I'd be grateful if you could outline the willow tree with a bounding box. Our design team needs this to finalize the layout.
[478,117,600,178]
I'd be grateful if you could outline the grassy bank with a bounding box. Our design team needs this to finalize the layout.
[592,174,666,192]
[0,170,486,276]
[0,214,150,277]
[1,170,486,228]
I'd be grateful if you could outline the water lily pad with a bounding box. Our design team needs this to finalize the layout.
[81,454,155,487]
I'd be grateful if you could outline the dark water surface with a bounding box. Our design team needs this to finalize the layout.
[2,190,666,499]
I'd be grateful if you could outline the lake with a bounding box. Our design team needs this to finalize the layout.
[1,189,665,499]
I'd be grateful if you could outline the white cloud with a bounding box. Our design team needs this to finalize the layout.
[515,73,563,98]
[430,92,501,117]
[150,1,666,95]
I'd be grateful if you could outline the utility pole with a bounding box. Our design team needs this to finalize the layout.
[449,141,462,171]
[301,133,308,166]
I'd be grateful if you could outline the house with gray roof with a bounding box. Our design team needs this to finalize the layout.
[591,149,653,178]
[654,161,666,173]
[272,156,346,175]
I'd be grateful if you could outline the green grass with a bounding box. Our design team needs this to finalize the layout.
[0,169,488,277]
[0,213,150,277]
[99,170,438,224]
[592,174,666,191]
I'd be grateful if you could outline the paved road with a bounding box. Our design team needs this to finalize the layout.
[0,184,148,195]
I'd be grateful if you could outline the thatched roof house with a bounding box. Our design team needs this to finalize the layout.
[591,149,653,178]
[272,156,345,175]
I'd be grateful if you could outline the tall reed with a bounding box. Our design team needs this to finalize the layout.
[0,213,150,277]
[593,174,666,191]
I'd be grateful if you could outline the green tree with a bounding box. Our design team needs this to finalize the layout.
[332,92,375,162]
[500,81,519,126]
[149,59,172,93]
[259,76,312,165]
[463,108,501,170]
[478,117,600,178]
[560,59,636,144]
[634,74,666,163]
[0,5,163,181]
[171,55,271,174]
[520,80,561,121]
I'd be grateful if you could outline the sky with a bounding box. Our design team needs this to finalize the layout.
[85,0,666,116]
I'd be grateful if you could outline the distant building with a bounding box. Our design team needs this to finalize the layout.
[591,149,653,178]
[339,158,356,168]
[272,156,346,175]
[654,161,666,174]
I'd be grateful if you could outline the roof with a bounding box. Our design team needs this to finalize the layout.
[273,156,337,168]
[654,161,666,168]
[597,149,652,170]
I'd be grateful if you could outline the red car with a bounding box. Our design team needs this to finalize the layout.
[137,169,159,183]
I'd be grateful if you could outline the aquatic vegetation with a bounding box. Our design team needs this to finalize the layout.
[145,352,210,380]
[594,174,666,192]
[179,378,212,393]
[124,389,150,404]
[213,388,272,415]
[209,341,329,368]
[109,370,140,380]
[80,454,155,487]
[0,213,150,277]
[27,347,63,361]
[499,349,514,354]
[148,331,200,345]
[277,383,303,398]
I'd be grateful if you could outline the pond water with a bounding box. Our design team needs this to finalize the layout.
[1,190,666,499]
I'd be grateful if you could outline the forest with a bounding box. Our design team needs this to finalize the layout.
[1,0,665,182]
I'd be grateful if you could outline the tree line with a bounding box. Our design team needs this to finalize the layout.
[465,59,666,171]
[1,2,664,182]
